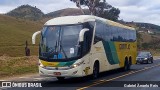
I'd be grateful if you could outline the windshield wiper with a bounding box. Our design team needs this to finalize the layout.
[47,40,58,58]
[47,28,68,59]
[58,28,68,59]
[60,44,68,59]
[48,42,68,59]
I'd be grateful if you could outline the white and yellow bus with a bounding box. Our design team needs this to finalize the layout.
[32,15,137,81]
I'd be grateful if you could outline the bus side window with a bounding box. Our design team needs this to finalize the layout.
[94,21,104,44]
[82,31,90,55]
[82,22,94,54]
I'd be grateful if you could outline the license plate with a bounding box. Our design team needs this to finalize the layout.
[54,72,61,76]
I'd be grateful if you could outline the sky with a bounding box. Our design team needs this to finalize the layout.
[0,0,160,26]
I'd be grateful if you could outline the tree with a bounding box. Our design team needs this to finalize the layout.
[70,0,120,21]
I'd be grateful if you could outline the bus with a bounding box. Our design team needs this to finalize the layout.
[32,15,137,81]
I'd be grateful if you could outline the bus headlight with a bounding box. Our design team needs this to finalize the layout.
[70,61,84,69]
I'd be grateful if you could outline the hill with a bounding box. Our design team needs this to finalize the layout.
[135,23,160,35]
[6,5,44,21]
[45,8,89,18]
[119,21,160,34]
[6,5,89,21]
[0,14,43,56]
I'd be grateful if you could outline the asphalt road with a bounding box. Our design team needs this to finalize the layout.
[1,58,160,90]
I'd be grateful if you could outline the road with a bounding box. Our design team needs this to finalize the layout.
[1,58,160,90]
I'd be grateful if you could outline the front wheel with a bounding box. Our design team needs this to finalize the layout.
[123,60,130,71]
[92,62,99,79]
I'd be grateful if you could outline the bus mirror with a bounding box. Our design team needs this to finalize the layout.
[79,28,89,42]
[32,31,41,44]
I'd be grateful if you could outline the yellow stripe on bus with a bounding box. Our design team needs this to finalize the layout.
[40,60,59,67]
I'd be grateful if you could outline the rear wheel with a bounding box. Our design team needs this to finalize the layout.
[128,58,132,70]
[57,77,65,81]
[123,59,130,71]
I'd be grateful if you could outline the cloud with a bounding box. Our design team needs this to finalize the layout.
[33,0,76,13]
[105,0,160,25]
[0,0,76,14]
[0,6,17,13]
[106,0,140,7]
[0,0,160,25]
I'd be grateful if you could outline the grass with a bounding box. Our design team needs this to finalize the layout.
[0,14,43,56]
[149,49,160,56]
[0,16,40,77]
[0,46,39,57]
[0,56,38,77]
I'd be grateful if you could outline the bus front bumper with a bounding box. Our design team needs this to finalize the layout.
[39,66,85,77]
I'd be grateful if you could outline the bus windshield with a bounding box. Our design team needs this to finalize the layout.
[40,24,82,60]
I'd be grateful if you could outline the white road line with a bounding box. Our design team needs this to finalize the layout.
[0,87,12,90]
[19,77,28,79]
[34,78,44,80]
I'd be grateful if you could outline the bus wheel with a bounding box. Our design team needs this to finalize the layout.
[128,62,131,70]
[57,77,65,81]
[92,62,99,79]
[128,58,132,70]
[123,59,129,71]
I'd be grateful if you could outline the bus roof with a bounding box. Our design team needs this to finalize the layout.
[45,15,135,30]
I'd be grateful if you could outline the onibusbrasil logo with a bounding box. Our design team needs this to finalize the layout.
[1,82,42,88]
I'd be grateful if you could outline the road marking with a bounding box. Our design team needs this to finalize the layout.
[19,77,28,79]
[77,63,160,90]
[34,78,44,80]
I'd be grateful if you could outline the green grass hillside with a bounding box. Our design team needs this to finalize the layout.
[0,14,43,56]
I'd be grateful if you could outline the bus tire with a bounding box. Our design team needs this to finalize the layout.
[128,57,132,70]
[57,77,65,81]
[128,61,131,70]
[92,61,99,79]
[123,58,129,71]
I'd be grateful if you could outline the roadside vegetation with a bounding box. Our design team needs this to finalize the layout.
[0,56,38,78]
[0,14,42,57]
[137,32,160,55]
